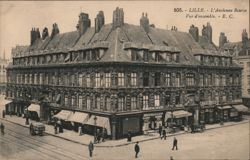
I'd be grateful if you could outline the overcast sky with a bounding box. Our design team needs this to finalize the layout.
[0,0,249,59]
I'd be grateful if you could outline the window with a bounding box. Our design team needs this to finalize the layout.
[200,74,204,86]
[176,73,181,87]
[64,96,68,106]
[155,52,160,62]
[118,97,125,111]
[131,50,139,61]
[175,95,180,104]
[155,72,161,86]
[229,75,233,85]
[95,73,101,87]
[78,74,83,86]
[86,74,91,87]
[86,50,91,61]
[208,74,212,86]
[143,95,149,109]
[154,95,160,107]
[165,94,171,106]
[186,73,195,86]
[72,96,77,108]
[143,72,149,87]
[166,53,171,62]
[105,73,111,87]
[215,74,219,86]
[221,75,226,86]
[143,50,149,62]
[78,95,83,109]
[131,73,137,86]
[165,73,171,86]
[87,96,91,110]
[105,96,111,111]
[95,96,101,110]
[131,97,137,110]
[118,73,125,86]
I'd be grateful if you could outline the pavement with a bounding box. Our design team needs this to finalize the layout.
[1,113,249,148]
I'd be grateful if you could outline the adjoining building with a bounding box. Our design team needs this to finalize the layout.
[220,30,250,108]
[5,7,246,139]
[0,50,9,94]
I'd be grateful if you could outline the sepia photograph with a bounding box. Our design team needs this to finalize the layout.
[0,0,249,159]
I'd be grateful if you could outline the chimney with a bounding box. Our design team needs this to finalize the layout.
[189,24,199,42]
[242,29,248,49]
[140,12,150,33]
[219,32,227,48]
[112,7,124,29]
[42,27,49,40]
[76,12,91,35]
[95,11,105,33]
[51,23,60,38]
[30,27,41,45]
[202,22,213,43]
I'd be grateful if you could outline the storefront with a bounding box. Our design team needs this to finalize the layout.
[67,112,89,132]
[233,104,249,114]
[85,115,111,136]
[165,110,192,128]
[27,104,41,121]
[200,108,215,124]
[217,106,232,122]
[142,112,163,132]
[53,110,74,130]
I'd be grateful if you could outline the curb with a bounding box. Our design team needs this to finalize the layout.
[1,117,249,148]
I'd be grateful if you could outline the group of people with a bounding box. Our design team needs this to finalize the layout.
[54,120,63,134]
[159,125,167,140]
[94,128,107,143]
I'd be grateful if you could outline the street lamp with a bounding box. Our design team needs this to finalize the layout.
[94,116,97,143]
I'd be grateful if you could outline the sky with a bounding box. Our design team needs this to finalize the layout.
[0,0,249,60]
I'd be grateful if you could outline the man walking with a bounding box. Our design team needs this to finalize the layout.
[88,141,94,157]
[172,137,178,150]
[2,110,5,118]
[159,124,162,137]
[162,129,166,140]
[1,123,5,135]
[134,141,140,158]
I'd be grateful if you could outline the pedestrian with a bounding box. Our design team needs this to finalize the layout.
[78,125,82,136]
[172,137,178,150]
[88,141,94,157]
[162,129,166,140]
[127,130,132,142]
[30,123,34,135]
[134,141,140,158]
[102,128,107,142]
[54,123,58,134]
[159,124,162,137]
[1,123,5,135]
[2,110,5,118]
[170,156,174,160]
[97,132,101,143]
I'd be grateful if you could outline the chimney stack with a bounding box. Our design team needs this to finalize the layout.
[242,29,248,49]
[140,12,150,33]
[76,12,91,35]
[219,32,227,48]
[51,23,60,38]
[202,22,213,43]
[112,7,124,29]
[189,24,199,42]
[30,27,41,45]
[95,11,105,33]
[42,27,49,40]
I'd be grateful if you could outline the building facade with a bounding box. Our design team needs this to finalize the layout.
[0,50,9,94]
[6,8,243,139]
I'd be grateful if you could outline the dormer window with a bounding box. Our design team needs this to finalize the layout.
[143,50,149,62]
[131,49,139,61]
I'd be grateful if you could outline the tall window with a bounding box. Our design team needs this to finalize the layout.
[165,73,171,86]
[131,97,137,110]
[154,95,160,107]
[95,96,101,110]
[118,73,125,86]
[86,96,91,110]
[131,50,139,61]
[165,94,171,106]
[131,73,137,86]
[143,72,149,87]
[95,73,101,87]
[208,74,212,86]
[105,96,111,111]
[176,73,181,87]
[78,74,83,86]
[118,97,125,111]
[64,96,68,106]
[221,75,226,86]
[155,72,161,86]
[78,95,83,109]
[175,95,180,104]
[143,50,149,62]
[105,73,111,87]
[155,52,160,62]
[143,95,149,110]
[186,73,195,86]
[86,74,91,87]
[200,74,204,86]
[215,74,219,86]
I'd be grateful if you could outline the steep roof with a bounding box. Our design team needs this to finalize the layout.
[12,23,224,66]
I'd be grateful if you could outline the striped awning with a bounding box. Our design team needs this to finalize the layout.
[165,110,192,119]
[233,105,249,112]
[53,110,74,120]
[67,112,89,124]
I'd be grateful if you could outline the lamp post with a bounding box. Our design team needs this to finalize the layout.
[94,116,97,143]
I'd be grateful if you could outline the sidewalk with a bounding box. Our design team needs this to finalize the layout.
[1,114,249,148]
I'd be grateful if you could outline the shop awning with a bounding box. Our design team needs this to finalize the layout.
[233,105,249,112]
[86,115,111,135]
[53,110,73,120]
[67,112,89,123]
[1,99,12,106]
[165,110,192,119]
[28,104,40,117]
[217,106,232,110]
